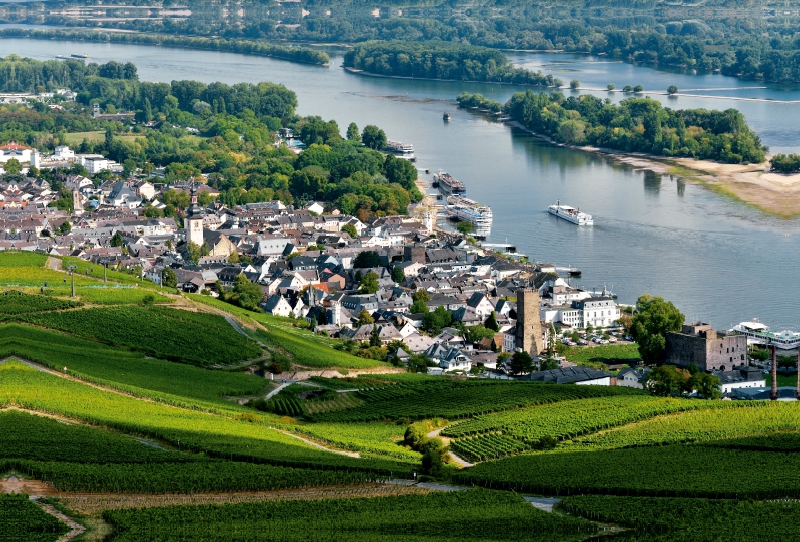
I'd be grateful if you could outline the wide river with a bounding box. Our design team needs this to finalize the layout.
[2,38,799,330]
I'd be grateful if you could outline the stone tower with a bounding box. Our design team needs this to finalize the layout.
[515,288,543,356]
[72,189,84,215]
[185,183,204,246]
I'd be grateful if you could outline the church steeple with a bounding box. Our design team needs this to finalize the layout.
[185,182,204,246]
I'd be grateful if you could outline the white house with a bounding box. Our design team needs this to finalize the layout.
[0,142,33,163]
[261,294,294,317]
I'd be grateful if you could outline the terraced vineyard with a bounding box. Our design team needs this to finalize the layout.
[0,324,266,405]
[313,380,644,422]
[442,395,739,460]
[450,433,528,462]
[0,360,411,476]
[569,402,800,450]
[21,306,262,365]
[103,489,598,542]
[454,442,800,498]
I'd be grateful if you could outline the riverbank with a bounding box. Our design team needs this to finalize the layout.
[344,67,556,88]
[505,120,800,217]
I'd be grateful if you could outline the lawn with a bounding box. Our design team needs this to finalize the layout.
[564,343,641,365]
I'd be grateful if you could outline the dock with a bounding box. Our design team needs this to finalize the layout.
[481,242,518,253]
[556,266,582,277]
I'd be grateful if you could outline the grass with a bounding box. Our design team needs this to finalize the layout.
[63,131,144,144]
[188,295,388,369]
[564,343,641,364]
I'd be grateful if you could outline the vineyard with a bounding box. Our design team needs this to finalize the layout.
[0,360,412,476]
[0,291,82,316]
[454,443,800,499]
[561,495,800,541]
[313,380,644,422]
[0,493,69,542]
[103,489,598,542]
[569,402,800,450]
[440,395,740,460]
[20,305,263,365]
[0,324,267,405]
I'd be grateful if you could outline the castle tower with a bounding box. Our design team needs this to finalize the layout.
[185,183,204,246]
[72,189,84,216]
[515,288,543,356]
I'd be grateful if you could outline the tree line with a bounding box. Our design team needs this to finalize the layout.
[0,28,329,66]
[343,41,562,87]
[488,90,767,163]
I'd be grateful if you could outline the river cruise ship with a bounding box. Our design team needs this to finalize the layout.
[447,196,492,237]
[385,140,415,161]
[729,320,800,350]
[548,200,593,225]
[434,170,466,196]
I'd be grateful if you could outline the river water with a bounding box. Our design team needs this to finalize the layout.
[1,38,799,330]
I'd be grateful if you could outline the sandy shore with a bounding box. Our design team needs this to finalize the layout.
[607,154,800,217]
[502,120,800,217]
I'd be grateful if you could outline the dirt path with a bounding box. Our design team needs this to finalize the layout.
[427,426,475,468]
[35,500,86,542]
[273,428,360,458]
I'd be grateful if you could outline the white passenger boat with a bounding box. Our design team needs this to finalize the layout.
[548,200,593,225]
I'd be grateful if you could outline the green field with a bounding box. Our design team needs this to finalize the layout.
[63,131,144,144]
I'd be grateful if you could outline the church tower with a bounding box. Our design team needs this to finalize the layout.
[185,183,204,246]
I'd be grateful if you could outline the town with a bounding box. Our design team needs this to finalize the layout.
[0,136,789,400]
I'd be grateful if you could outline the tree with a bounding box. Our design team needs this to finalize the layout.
[110,232,124,248]
[689,372,722,399]
[623,85,633,93]
[232,274,264,310]
[540,358,559,371]
[58,221,72,235]
[420,437,448,476]
[4,158,21,175]
[359,271,380,294]
[410,289,430,314]
[391,266,405,284]
[484,311,499,331]
[122,159,137,177]
[369,324,382,347]
[422,306,452,335]
[361,125,387,150]
[186,241,202,264]
[407,353,434,373]
[607,83,616,90]
[667,85,679,95]
[456,221,473,236]
[631,294,685,365]
[162,267,177,288]
[509,351,534,375]
[346,122,360,141]
[342,223,358,238]
[645,365,690,396]
[633,84,644,93]
[356,309,374,326]
[569,79,580,89]
[353,251,381,268]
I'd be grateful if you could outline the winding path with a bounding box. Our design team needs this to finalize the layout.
[426,426,475,468]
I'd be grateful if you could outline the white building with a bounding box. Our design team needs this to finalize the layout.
[541,296,620,330]
[0,142,33,163]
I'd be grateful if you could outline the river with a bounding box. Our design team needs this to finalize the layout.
[1,38,798,331]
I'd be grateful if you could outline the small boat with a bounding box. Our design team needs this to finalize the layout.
[443,112,451,121]
[71,53,90,59]
[55,54,68,59]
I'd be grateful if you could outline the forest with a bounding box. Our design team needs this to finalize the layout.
[474,90,768,163]
[0,57,420,218]
[343,41,562,86]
